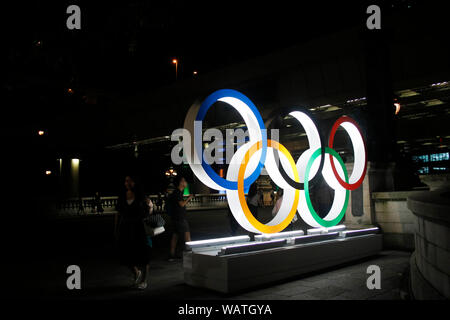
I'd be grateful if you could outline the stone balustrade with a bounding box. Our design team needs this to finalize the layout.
[56,193,228,216]
[407,189,450,299]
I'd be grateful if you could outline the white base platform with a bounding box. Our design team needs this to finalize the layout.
[183,233,382,293]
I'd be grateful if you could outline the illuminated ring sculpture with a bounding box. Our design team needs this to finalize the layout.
[302,147,349,227]
[265,108,325,190]
[182,89,367,233]
[226,139,300,234]
[328,116,367,190]
[183,89,267,191]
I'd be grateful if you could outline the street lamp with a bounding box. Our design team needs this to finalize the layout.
[172,59,178,80]
[165,167,178,191]
[394,102,401,115]
[165,167,177,177]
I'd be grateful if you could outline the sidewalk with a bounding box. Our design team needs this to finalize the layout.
[17,208,411,300]
[32,250,410,300]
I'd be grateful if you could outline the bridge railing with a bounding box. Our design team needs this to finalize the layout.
[56,193,228,216]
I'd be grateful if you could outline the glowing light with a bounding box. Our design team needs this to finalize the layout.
[394,102,401,115]
[182,89,367,233]
[255,230,304,241]
[45,170,51,175]
[301,147,349,227]
[231,139,300,233]
[172,59,179,80]
[431,81,448,87]
[165,167,177,177]
[183,89,267,191]
[346,97,366,104]
[328,117,367,190]
[38,130,45,136]
[186,236,250,250]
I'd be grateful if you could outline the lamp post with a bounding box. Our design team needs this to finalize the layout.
[165,167,178,191]
[172,59,178,80]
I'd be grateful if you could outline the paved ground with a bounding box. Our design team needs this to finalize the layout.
[8,208,411,300]
[34,249,411,300]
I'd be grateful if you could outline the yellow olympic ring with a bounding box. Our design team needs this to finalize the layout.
[238,140,300,233]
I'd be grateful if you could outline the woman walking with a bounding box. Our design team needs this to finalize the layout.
[114,175,151,290]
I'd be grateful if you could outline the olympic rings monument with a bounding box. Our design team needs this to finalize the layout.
[178,89,382,293]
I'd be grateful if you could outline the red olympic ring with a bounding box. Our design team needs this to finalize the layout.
[328,116,367,191]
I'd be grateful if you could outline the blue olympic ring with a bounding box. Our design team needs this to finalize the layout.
[195,89,267,190]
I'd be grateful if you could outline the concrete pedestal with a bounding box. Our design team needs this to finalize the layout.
[184,233,382,293]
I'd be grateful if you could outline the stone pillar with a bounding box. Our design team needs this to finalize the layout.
[344,26,398,230]
[363,27,396,165]
[344,161,395,229]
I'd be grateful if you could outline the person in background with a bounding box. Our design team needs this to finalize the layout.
[114,175,152,290]
[247,183,261,219]
[258,189,264,207]
[146,196,154,215]
[272,189,297,230]
[94,191,104,214]
[91,196,96,213]
[155,193,163,213]
[77,197,85,215]
[163,189,170,212]
[270,189,275,206]
[272,189,283,216]
[168,176,193,261]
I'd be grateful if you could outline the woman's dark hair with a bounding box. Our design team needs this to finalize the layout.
[173,175,185,188]
[124,174,144,200]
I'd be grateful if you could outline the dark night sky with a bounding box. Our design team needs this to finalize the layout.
[4,1,415,131]
[2,0,380,146]
[1,0,437,196]
[4,1,370,91]
[3,0,432,142]
[4,0,431,97]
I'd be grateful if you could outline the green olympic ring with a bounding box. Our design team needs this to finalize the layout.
[304,147,349,227]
